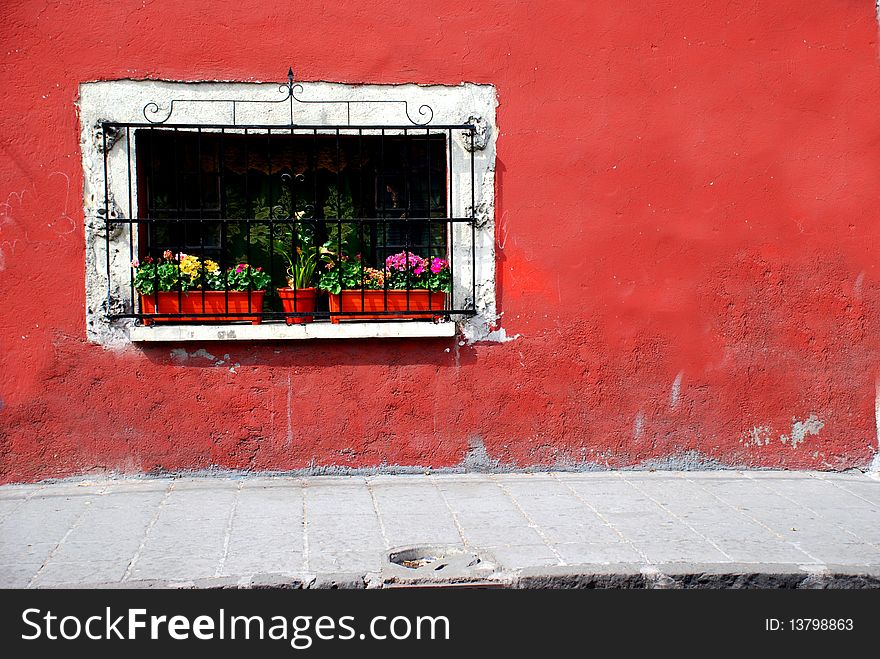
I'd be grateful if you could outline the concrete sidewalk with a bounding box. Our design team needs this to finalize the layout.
[1,471,878,589]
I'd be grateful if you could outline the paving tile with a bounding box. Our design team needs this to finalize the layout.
[536,522,622,545]
[221,549,304,577]
[627,538,730,564]
[513,505,610,530]
[31,560,129,587]
[0,562,44,588]
[128,555,221,581]
[457,520,546,548]
[711,538,815,564]
[379,514,463,547]
[553,542,643,565]
[0,541,57,566]
[50,539,140,564]
[309,549,383,573]
[492,544,560,569]
[0,484,44,500]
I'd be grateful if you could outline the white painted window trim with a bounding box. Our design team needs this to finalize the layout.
[79,79,499,346]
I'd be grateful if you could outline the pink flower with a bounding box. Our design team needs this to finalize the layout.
[414,265,425,276]
[235,264,246,273]
[163,250,173,260]
[385,251,427,273]
[131,258,139,268]
[430,257,448,274]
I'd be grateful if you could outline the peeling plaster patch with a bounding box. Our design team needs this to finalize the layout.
[633,411,646,440]
[871,379,880,473]
[169,348,219,363]
[461,436,500,472]
[465,325,520,344]
[635,450,728,471]
[169,348,188,361]
[780,415,824,449]
[670,371,683,408]
[854,271,865,300]
[740,425,773,448]
[461,311,520,345]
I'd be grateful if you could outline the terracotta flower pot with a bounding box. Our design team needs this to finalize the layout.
[328,289,446,323]
[277,287,317,324]
[139,290,265,325]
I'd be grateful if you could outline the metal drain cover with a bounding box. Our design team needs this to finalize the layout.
[383,545,497,586]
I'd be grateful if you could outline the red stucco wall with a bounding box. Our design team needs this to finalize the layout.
[2,1,880,482]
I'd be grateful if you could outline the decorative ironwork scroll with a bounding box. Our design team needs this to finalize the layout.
[143,68,435,126]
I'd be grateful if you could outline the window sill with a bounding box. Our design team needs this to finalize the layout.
[128,321,457,342]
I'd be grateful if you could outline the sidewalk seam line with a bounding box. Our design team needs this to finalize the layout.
[215,481,243,578]
[810,472,880,509]
[122,480,175,582]
[302,478,310,573]
[619,474,734,561]
[551,472,653,565]
[0,483,45,527]
[681,473,823,565]
[492,475,565,566]
[742,473,880,551]
[366,479,391,551]
[429,476,470,548]
[27,484,108,588]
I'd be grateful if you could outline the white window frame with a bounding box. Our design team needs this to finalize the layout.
[79,79,498,346]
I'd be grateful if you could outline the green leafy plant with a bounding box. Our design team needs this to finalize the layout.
[132,252,269,295]
[316,251,450,295]
[316,255,385,295]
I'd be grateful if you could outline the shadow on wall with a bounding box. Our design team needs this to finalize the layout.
[133,336,480,369]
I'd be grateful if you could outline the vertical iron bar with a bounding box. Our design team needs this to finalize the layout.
[447,128,454,313]
[102,125,111,316]
[244,128,251,315]
[404,128,411,312]
[220,128,228,314]
[290,126,298,315]
[174,128,183,313]
[126,127,134,317]
[336,128,342,311]
[311,128,318,317]
[470,128,476,314]
[198,127,206,315]
[359,128,364,313]
[426,127,432,311]
[381,128,387,313]
[151,128,159,315]
[266,128,273,316]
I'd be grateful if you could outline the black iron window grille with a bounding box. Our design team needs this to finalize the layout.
[101,71,478,326]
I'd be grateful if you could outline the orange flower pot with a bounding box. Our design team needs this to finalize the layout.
[139,291,265,325]
[277,287,317,324]
[328,290,446,323]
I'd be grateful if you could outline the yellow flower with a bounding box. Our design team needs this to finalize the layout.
[179,254,202,280]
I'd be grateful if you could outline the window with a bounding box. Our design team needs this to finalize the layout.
[81,77,497,344]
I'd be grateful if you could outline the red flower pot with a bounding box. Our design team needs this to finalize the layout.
[328,290,446,323]
[277,287,317,324]
[139,290,265,325]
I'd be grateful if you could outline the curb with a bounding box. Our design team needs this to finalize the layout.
[28,564,880,590]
